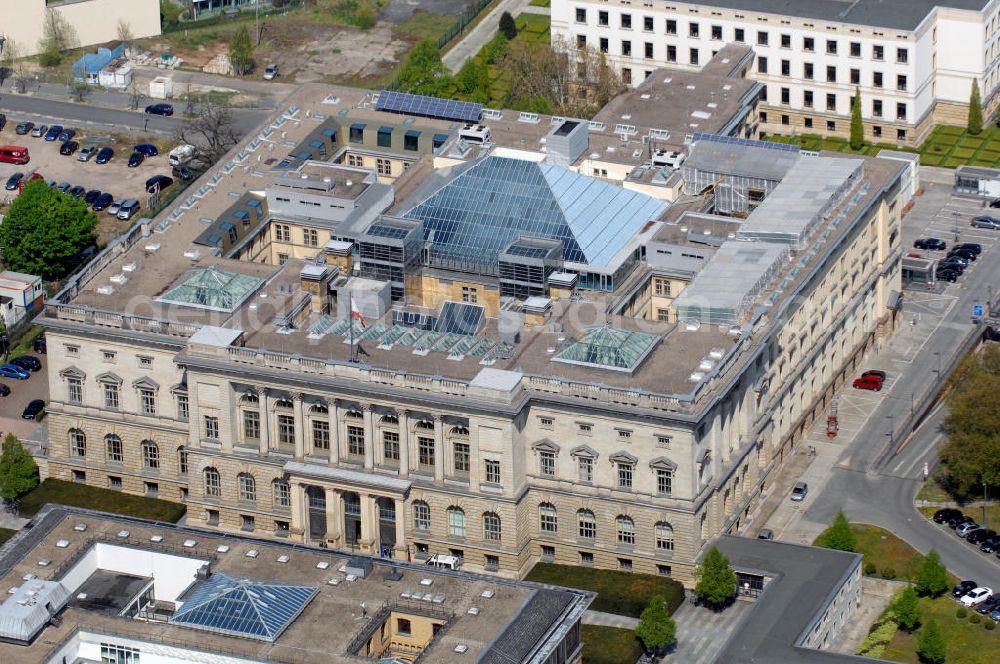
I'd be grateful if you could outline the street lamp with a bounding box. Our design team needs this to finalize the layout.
[933,351,942,376]
[984,482,989,530]
[953,211,961,243]
[886,413,895,448]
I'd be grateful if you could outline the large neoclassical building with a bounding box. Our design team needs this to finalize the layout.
[38,83,905,584]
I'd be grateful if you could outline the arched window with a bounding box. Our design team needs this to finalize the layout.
[274,398,293,409]
[380,414,399,426]
[141,440,159,469]
[616,515,635,545]
[450,426,469,437]
[272,479,290,508]
[483,512,502,542]
[700,513,709,541]
[577,509,596,539]
[204,467,221,498]
[105,434,123,464]
[240,393,259,405]
[310,403,329,415]
[416,419,435,431]
[238,473,256,502]
[655,522,675,551]
[412,500,430,530]
[69,429,86,458]
[177,447,188,475]
[447,506,466,538]
[539,503,558,533]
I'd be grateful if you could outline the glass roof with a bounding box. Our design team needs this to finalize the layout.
[170,573,318,642]
[157,266,264,312]
[553,326,660,373]
[403,156,667,269]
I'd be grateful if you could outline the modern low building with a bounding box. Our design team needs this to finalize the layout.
[0,271,44,329]
[551,0,1000,146]
[0,507,591,663]
[37,82,905,585]
[0,0,160,59]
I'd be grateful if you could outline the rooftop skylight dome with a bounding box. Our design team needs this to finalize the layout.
[553,325,661,373]
[157,266,265,312]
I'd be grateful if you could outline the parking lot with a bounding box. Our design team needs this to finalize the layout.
[0,121,180,244]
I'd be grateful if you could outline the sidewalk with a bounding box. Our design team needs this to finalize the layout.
[582,610,638,628]
[442,0,534,71]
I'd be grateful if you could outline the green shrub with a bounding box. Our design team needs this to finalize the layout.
[952,147,976,159]
[879,566,897,580]
[936,125,965,136]
[920,154,945,167]
[864,561,877,576]
[957,607,968,619]
[857,619,899,658]
[986,621,996,631]
[943,156,969,168]
[970,614,981,624]
[525,563,684,618]
[16,478,186,522]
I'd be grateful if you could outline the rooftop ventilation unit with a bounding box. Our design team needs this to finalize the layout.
[459,124,491,143]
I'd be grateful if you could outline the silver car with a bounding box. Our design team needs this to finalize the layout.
[971,216,1000,230]
[957,521,981,537]
[77,145,98,162]
[791,481,808,501]
[263,64,279,80]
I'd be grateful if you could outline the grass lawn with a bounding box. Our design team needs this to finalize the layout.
[581,624,644,664]
[529,0,551,6]
[394,10,454,43]
[0,528,15,546]
[6,326,44,361]
[525,562,685,618]
[814,523,955,582]
[17,479,186,523]
[881,595,1000,663]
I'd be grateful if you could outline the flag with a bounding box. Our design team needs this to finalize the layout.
[350,296,366,329]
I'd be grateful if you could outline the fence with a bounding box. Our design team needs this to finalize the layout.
[436,0,496,50]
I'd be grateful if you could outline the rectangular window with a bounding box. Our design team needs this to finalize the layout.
[312,420,330,450]
[383,431,400,461]
[578,457,593,482]
[780,33,791,48]
[873,71,883,88]
[176,393,189,420]
[734,27,744,43]
[873,44,884,60]
[657,308,669,322]
[827,120,837,131]
[657,469,673,496]
[349,124,364,143]
[781,59,790,76]
[653,277,671,296]
[873,99,883,117]
[140,388,156,415]
[621,13,631,30]
[403,131,419,151]
[454,442,470,473]
[851,68,860,85]
[460,285,477,303]
[243,410,260,441]
[146,482,159,497]
[274,481,290,508]
[65,344,80,356]
[485,459,501,484]
[599,37,608,53]
[658,565,672,576]
[850,41,861,57]
[826,93,836,111]
[580,551,594,566]
[303,229,318,247]
[757,56,767,74]
[804,90,813,108]
[897,74,907,91]
[73,470,86,483]
[102,350,116,362]
[241,515,255,532]
[711,24,722,40]
[576,8,586,22]
[689,22,699,38]
[644,42,653,58]
[277,414,295,447]
[204,415,219,440]
[617,463,633,489]
[484,554,500,571]
[68,377,83,404]
[803,36,814,52]
[897,129,906,141]
[804,62,813,80]
[666,19,676,35]
[804,117,813,128]
[757,31,768,46]
[598,10,609,26]
[619,558,633,571]
[103,383,120,410]
[109,476,122,490]
[666,45,676,62]
[896,47,908,63]
[690,48,699,65]
[576,34,586,49]
[781,87,790,104]
[826,39,837,55]
[826,65,836,82]
[897,102,907,120]
[418,437,435,467]
[107,439,123,464]
[539,451,556,477]
[347,425,365,456]
[644,16,654,32]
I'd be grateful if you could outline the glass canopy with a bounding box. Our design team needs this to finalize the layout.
[553,326,660,373]
[157,266,264,312]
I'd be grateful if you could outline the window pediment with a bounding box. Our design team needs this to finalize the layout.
[609,451,638,465]
[570,444,598,459]
[59,366,86,380]
[649,456,678,471]
[132,377,160,391]
[96,371,123,385]
[532,438,560,453]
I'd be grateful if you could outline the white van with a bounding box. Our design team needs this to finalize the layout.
[425,554,461,570]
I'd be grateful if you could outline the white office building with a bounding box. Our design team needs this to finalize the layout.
[551,0,1000,145]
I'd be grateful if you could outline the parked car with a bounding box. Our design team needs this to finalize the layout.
[949,514,975,529]
[966,528,995,544]
[914,238,947,251]
[263,63,279,80]
[55,181,72,192]
[940,255,969,269]
[95,147,114,164]
[107,200,124,216]
[10,355,41,372]
[59,140,79,156]
[92,193,114,211]
[861,370,887,381]
[790,481,808,501]
[4,172,24,191]
[936,267,960,282]
[0,384,9,397]
[145,174,173,192]
[948,247,978,261]
[15,121,34,135]
[954,242,983,256]
[172,164,195,181]
[980,535,1000,553]
[127,151,144,168]
[32,334,46,355]
[853,374,883,391]
[83,189,102,205]
[976,594,1000,614]
[133,143,159,157]
[68,185,86,199]
[953,580,979,598]
[957,521,981,537]
[0,364,30,380]
[991,199,1000,208]
[30,124,47,138]
[43,125,63,141]
[58,128,76,142]
[77,145,98,161]
[117,198,141,221]
[990,605,1000,622]
[757,528,774,540]
[21,399,44,421]
[934,508,963,524]
[144,103,174,116]
[971,215,1000,230]
[960,586,993,607]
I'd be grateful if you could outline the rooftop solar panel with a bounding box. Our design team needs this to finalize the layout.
[435,302,484,335]
[377,90,482,123]
[692,132,800,153]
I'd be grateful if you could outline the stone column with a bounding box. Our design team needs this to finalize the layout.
[289,482,306,540]
[398,411,410,478]
[394,497,407,558]
[187,382,200,446]
[257,388,270,456]
[327,399,340,465]
[222,385,236,454]
[363,406,375,470]
[293,394,305,459]
[433,414,444,483]
[359,494,378,552]
[325,486,343,547]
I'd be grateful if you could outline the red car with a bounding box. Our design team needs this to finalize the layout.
[853,374,883,391]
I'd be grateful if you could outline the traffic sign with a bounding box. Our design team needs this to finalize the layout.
[973,304,985,317]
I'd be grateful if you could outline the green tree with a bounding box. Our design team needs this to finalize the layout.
[892,586,921,632]
[850,87,864,150]
[825,511,857,552]
[939,347,1000,496]
[395,40,449,96]
[484,32,509,65]
[694,546,737,608]
[969,79,983,135]
[37,8,78,67]
[0,180,98,280]
[456,58,483,94]
[917,620,946,664]
[915,550,949,598]
[228,25,255,76]
[499,11,518,40]
[0,434,39,501]
[635,595,677,661]
[355,6,377,30]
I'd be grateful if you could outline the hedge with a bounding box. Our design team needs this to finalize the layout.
[525,562,685,618]
[17,479,186,523]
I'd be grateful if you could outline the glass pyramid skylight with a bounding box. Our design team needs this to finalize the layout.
[157,266,264,312]
[553,326,660,373]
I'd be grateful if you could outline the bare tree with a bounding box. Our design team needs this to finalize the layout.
[127,75,146,111]
[116,19,135,56]
[1,39,29,94]
[174,100,240,163]
[38,8,79,66]
[68,79,91,103]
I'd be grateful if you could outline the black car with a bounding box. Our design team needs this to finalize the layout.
[936,267,960,282]
[861,370,887,381]
[948,247,978,261]
[95,147,114,164]
[0,384,9,397]
[127,151,145,168]
[21,399,44,421]
[4,172,24,191]
[914,238,947,251]
[949,514,975,529]
[144,103,174,116]
[92,193,114,211]
[59,140,79,156]
[953,580,979,597]
[14,121,34,135]
[145,174,174,192]
[954,242,983,256]
[32,334,46,355]
[938,259,966,273]
[68,185,86,199]
[10,355,41,372]
[991,199,1000,208]
[934,507,963,524]
[981,535,1000,553]
[967,528,995,544]
[172,165,195,181]
[83,189,102,205]
[977,594,1000,614]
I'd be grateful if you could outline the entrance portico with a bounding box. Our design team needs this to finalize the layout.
[284,461,410,558]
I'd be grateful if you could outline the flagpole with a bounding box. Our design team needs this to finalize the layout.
[349,289,356,363]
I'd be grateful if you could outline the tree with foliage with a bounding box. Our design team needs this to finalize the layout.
[635,595,677,661]
[917,620,946,664]
[850,87,864,150]
[500,12,518,40]
[892,586,921,632]
[483,32,509,65]
[0,434,39,502]
[0,180,97,281]
[355,6,377,30]
[915,550,949,598]
[395,40,449,96]
[694,546,737,608]
[116,19,135,56]
[969,79,984,135]
[456,59,489,102]
[37,8,78,67]
[939,346,1000,496]
[229,25,256,76]
[68,79,91,103]
[160,0,184,29]
[825,511,857,552]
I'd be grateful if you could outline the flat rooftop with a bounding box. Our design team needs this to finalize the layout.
[0,507,590,663]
